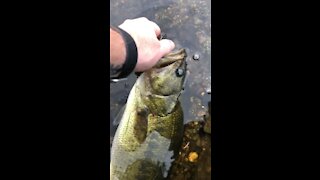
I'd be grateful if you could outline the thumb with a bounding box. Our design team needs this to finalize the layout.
[159,39,175,57]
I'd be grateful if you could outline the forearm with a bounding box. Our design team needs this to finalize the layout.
[110,27,138,79]
[110,28,126,67]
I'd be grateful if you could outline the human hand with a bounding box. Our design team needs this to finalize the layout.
[119,17,175,72]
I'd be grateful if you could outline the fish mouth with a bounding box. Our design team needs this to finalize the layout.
[146,49,187,96]
[154,49,187,68]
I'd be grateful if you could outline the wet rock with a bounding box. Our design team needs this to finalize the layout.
[188,152,199,162]
[206,87,211,94]
[192,53,200,60]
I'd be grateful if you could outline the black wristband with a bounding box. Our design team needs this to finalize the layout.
[110,26,138,79]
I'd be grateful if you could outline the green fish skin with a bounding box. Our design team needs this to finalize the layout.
[110,49,187,180]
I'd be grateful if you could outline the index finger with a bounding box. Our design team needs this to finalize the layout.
[149,21,161,37]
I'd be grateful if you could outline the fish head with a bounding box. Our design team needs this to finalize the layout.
[146,49,187,96]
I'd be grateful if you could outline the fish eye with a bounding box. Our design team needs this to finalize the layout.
[176,68,184,77]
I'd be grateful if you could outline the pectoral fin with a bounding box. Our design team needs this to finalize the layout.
[133,107,149,144]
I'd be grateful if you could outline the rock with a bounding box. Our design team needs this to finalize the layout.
[193,53,200,60]
[188,152,199,162]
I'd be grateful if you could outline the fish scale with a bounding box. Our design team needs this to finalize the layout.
[110,49,187,179]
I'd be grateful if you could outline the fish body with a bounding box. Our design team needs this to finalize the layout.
[110,49,187,180]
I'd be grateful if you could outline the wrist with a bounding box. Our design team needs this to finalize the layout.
[110,28,126,65]
[110,26,138,79]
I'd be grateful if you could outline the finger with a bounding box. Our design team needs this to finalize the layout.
[137,17,149,21]
[158,39,175,57]
[149,21,161,37]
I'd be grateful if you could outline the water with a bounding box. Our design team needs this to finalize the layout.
[110,0,211,127]
[110,0,211,177]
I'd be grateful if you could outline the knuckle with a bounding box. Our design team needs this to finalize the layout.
[140,17,149,21]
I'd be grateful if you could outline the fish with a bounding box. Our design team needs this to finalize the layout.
[110,49,187,180]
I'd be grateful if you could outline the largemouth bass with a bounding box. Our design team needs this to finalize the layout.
[110,49,187,180]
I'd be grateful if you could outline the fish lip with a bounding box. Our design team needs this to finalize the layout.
[156,62,173,69]
[156,58,186,70]
[154,49,187,68]
[155,59,183,69]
